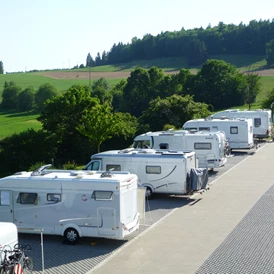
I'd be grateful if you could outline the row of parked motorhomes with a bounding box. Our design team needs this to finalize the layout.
[0,109,272,244]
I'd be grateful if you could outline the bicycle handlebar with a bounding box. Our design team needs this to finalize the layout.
[13,244,31,252]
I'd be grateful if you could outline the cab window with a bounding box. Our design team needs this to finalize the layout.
[85,160,100,171]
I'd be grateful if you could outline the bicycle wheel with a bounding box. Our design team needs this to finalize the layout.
[22,258,33,274]
[0,265,14,274]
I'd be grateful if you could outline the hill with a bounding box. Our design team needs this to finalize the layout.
[0,55,271,89]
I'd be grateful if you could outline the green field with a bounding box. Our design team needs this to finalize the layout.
[0,73,123,92]
[0,111,41,140]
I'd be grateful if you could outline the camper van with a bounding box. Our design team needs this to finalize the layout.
[132,130,227,169]
[83,149,208,199]
[0,222,18,264]
[182,118,254,150]
[0,166,141,243]
[210,109,272,139]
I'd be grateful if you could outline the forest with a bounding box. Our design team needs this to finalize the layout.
[86,20,274,68]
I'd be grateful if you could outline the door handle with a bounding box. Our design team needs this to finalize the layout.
[10,209,13,213]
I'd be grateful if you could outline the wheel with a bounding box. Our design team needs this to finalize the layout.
[23,257,34,274]
[0,265,13,274]
[145,187,153,199]
[64,228,79,243]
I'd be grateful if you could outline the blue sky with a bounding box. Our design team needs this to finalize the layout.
[1,0,274,72]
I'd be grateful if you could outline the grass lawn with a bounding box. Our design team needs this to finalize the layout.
[0,111,41,140]
[0,73,123,92]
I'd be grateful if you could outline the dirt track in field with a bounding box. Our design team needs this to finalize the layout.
[39,69,274,80]
[39,70,180,80]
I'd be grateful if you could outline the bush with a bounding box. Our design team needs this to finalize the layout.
[28,162,48,171]
[62,161,78,170]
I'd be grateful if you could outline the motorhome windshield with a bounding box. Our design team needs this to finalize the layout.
[133,140,151,149]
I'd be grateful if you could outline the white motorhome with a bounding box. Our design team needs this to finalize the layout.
[0,166,141,243]
[182,118,254,150]
[210,109,272,139]
[0,222,18,263]
[83,149,208,199]
[132,130,227,169]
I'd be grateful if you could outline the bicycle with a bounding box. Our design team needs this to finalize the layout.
[0,244,33,274]
[0,246,16,274]
[11,244,33,274]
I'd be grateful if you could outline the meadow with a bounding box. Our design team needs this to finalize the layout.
[0,111,42,140]
[0,55,274,140]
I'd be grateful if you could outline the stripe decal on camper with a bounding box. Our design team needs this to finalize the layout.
[150,166,177,182]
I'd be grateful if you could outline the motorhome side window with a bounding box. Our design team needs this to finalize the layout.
[146,166,161,174]
[0,191,10,206]
[230,127,238,134]
[194,143,212,150]
[92,191,113,201]
[17,192,38,205]
[159,143,168,149]
[106,164,121,171]
[254,118,261,127]
[212,126,218,131]
[184,127,197,131]
[47,194,61,202]
[199,127,210,131]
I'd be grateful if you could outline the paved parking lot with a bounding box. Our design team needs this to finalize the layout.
[18,145,264,274]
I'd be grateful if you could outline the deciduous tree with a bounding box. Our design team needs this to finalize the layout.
[18,86,35,111]
[35,83,59,112]
[38,84,99,164]
[261,88,274,109]
[244,72,262,110]
[122,67,167,117]
[91,78,112,104]
[192,59,246,110]
[77,103,137,152]
[38,84,98,137]
[139,94,211,131]
[1,81,21,110]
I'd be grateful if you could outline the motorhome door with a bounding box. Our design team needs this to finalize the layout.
[97,208,116,236]
[0,190,14,222]
[206,153,216,168]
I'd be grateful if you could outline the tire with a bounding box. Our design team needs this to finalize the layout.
[0,266,12,274]
[0,263,14,274]
[64,228,79,243]
[23,257,34,274]
[145,187,153,199]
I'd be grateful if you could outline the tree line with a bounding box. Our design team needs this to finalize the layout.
[1,82,59,112]
[0,59,269,176]
[86,19,274,67]
[0,61,3,74]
